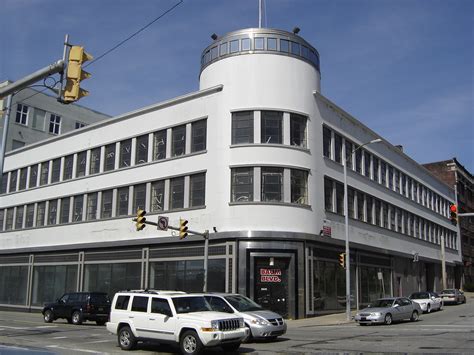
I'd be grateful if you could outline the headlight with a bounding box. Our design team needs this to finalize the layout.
[201,320,220,332]
[420,302,426,306]
[239,318,245,328]
[370,312,381,316]
[251,318,269,326]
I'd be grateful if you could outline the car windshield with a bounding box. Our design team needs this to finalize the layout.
[368,299,394,308]
[442,289,455,294]
[410,292,429,300]
[90,294,110,303]
[224,295,263,312]
[172,296,212,314]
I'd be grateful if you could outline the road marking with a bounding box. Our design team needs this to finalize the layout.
[0,325,28,330]
[46,345,109,354]
[89,340,111,343]
[52,336,68,339]
[35,325,58,329]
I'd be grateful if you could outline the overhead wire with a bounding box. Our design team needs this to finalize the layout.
[17,0,184,104]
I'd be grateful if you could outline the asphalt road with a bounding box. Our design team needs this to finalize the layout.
[0,300,472,354]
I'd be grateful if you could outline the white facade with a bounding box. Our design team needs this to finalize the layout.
[0,28,460,318]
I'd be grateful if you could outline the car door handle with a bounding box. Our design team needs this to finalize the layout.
[149,318,155,321]
[129,316,134,319]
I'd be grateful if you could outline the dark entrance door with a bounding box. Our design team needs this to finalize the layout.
[254,257,290,317]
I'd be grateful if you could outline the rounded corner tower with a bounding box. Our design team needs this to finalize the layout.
[199,28,321,100]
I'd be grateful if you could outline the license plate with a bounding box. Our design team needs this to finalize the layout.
[360,317,366,321]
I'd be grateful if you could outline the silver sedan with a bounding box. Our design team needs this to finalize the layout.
[354,297,422,325]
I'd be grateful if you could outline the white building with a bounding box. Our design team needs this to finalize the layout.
[0,28,460,318]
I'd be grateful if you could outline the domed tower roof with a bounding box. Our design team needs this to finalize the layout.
[199,28,320,77]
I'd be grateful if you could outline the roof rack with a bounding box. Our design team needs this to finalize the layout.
[117,289,186,295]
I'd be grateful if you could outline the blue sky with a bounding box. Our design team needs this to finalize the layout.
[2,0,473,172]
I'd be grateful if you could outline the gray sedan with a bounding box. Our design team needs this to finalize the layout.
[354,297,422,325]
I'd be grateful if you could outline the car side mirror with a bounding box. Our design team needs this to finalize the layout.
[393,304,399,307]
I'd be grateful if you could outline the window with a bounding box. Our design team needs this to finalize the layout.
[12,140,25,150]
[375,199,381,226]
[36,202,46,226]
[117,187,129,216]
[324,177,333,211]
[16,104,28,125]
[348,188,355,218]
[47,200,58,225]
[119,139,132,168]
[1,173,6,194]
[261,111,282,144]
[60,197,70,224]
[355,149,362,174]
[280,39,289,52]
[302,45,309,59]
[335,182,344,215]
[210,46,218,60]
[90,147,101,175]
[169,177,185,210]
[49,114,61,135]
[32,108,45,130]
[104,144,116,171]
[115,295,130,310]
[101,190,113,218]
[396,208,402,232]
[172,125,186,157]
[267,37,277,50]
[0,210,4,231]
[40,162,50,186]
[388,166,394,190]
[291,41,300,55]
[373,157,379,182]
[8,170,18,193]
[19,168,27,190]
[230,39,239,53]
[133,184,146,212]
[51,158,61,183]
[153,130,167,160]
[76,151,86,177]
[151,180,165,212]
[75,121,87,129]
[231,167,253,202]
[63,155,73,181]
[380,161,387,186]
[382,202,388,228]
[291,169,308,204]
[135,135,148,165]
[5,209,13,230]
[15,206,24,229]
[363,151,371,177]
[29,164,38,188]
[131,296,148,312]
[241,38,250,51]
[334,133,342,163]
[345,140,353,169]
[255,37,264,50]
[191,120,206,152]
[232,111,253,144]
[73,195,84,222]
[220,42,228,55]
[290,114,307,148]
[190,173,205,207]
[86,193,98,220]
[151,298,172,314]
[366,195,373,224]
[394,169,400,193]
[25,204,34,228]
[323,126,331,158]
[261,167,283,202]
[402,174,407,196]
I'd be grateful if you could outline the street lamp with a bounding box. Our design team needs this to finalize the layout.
[344,138,382,321]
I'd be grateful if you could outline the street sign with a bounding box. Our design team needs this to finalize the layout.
[157,216,169,231]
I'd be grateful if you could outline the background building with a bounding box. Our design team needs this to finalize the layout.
[0,81,110,152]
[0,28,461,318]
[423,158,474,285]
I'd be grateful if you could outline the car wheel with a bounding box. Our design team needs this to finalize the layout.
[221,342,241,352]
[426,304,431,313]
[71,311,83,325]
[43,310,54,323]
[410,310,419,322]
[96,320,106,326]
[180,330,203,355]
[118,326,136,350]
[384,313,392,325]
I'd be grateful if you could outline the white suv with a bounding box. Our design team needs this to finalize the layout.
[106,290,248,354]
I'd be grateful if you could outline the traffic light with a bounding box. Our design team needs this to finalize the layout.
[179,218,188,239]
[134,209,147,231]
[450,204,458,226]
[63,46,93,103]
[338,253,346,268]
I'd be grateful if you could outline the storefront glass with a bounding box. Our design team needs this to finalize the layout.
[32,265,77,306]
[358,266,391,308]
[84,263,141,298]
[149,259,225,292]
[0,265,28,305]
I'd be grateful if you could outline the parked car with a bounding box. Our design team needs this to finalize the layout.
[409,291,443,313]
[201,293,286,341]
[42,292,111,325]
[439,289,466,304]
[106,290,248,354]
[354,297,421,325]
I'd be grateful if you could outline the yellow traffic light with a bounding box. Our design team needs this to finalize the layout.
[179,218,188,239]
[63,46,93,103]
[134,209,147,231]
[338,253,346,268]
[449,204,458,226]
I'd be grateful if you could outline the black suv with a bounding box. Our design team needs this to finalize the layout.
[42,292,111,325]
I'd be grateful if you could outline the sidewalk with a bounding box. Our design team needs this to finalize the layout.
[288,311,355,328]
